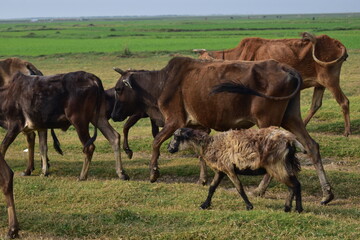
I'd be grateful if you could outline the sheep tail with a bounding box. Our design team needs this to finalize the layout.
[285,142,301,175]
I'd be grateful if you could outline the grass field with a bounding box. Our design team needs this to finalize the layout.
[0,14,360,239]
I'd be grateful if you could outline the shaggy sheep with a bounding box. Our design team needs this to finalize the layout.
[168,126,304,212]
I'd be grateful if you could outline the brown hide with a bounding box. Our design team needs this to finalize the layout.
[197,33,350,136]
[112,57,333,204]
[0,57,43,86]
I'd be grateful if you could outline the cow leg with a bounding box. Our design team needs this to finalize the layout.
[251,174,272,197]
[1,126,21,157]
[149,123,179,183]
[327,85,350,137]
[22,132,35,176]
[150,119,159,137]
[283,115,333,205]
[38,130,50,176]
[72,122,95,181]
[0,155,19,239]
[122,114,142,159]
[226,170,253,210]
[200,171,225,209]
[97,118,129,180]
[303,87,325,126]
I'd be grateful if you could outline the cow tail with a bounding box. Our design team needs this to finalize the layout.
[51,129,63,155]
[83,75,104,151]
[211,72,301,101]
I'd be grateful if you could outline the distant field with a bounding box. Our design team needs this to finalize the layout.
[1,15,360,57]
[0,15,359,239]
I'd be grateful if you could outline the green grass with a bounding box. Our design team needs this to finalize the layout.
[1,14,360,57]
[0,15,359,239]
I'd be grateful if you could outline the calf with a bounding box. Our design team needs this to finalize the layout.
[0,71,128,181]
[168,127,304,212]
[0,57,58,177]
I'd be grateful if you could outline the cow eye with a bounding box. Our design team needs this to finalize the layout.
[115,87,122,93]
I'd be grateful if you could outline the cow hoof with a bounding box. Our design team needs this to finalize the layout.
[296,207,304,213]
[321,192,334,205]
[7,227,19,239]
[246,204,254,210]
[150,168,160,183]
[197,178,207,186]
[78,176,87,181]
[199,204,210,210]
[284,206,291,212]
[249,189,265,198]
[20,171,31,176]
[125,149,133,159]
[119,173,130,181]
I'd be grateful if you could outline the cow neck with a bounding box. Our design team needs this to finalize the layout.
[132,70,166,106]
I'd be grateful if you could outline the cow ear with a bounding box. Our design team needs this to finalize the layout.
[122,74,133,89]
[113,67,125,75]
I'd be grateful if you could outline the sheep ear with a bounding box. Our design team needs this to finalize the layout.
[182,128,193,138]
[174,129,182,136]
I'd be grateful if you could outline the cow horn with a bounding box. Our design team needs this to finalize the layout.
[113,67,125,75]
[311,40,347,67]
[193,49,207,53]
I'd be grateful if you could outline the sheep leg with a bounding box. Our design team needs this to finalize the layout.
[284,176,303,213]
[198,156,208,185]
[292,176,303,213]
[227,172,253,210]
[284,187,295,212]
[251,174,272,197]
[200,171,225,209]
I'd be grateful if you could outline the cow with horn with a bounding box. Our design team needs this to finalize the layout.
[112,57,334,205]
[194,32,350,136]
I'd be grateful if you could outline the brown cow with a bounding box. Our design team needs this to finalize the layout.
[194,33,350,136]
[112,57,334,205]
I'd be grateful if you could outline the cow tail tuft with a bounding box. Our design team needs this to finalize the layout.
[51,129,63,155]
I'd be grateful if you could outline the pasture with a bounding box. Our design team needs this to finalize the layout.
[0,14,360,239]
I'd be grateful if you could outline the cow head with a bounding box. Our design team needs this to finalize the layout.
[111,68,141,122]
[193,49,215,60]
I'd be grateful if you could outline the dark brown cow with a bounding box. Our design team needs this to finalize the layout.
[106,87,160,159]
[0,57,55,177]
[194,32,350,136]
[0,70,128,180]
[112,57,334,205]
[0,71,129,236]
